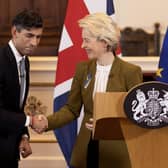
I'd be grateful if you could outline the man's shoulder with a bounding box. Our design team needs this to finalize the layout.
[0,45,12,66]
[0,45,9,57]
[0,46,5,60]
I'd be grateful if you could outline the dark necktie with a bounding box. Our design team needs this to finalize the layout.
[19,58,26,108]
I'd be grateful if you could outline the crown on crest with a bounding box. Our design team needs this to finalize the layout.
[147,88,159,99]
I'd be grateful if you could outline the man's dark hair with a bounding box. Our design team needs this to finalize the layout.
[12,9,43,31]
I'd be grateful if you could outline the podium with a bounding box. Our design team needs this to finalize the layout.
[93,92,168,168]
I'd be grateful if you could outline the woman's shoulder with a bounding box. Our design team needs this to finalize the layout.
[117,57,141,71]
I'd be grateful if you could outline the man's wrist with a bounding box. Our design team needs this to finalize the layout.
[22,134,29,141]
[25,115,31,127]
[25,115,34,127]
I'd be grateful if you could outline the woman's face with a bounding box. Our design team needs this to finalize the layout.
[81,28,107,59]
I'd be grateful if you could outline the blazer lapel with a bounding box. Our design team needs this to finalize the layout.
[82,59,96,113]
[106,57,121,92]
[87,60,96,94]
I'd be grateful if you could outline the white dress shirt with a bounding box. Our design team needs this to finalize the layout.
[8,40,30,127]
[93,62,112,98]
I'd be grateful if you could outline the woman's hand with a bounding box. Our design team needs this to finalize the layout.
[85,118,93,131]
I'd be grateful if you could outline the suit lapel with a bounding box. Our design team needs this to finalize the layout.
[5,45,30,109]
[5,45,20,107]
[6,45,20,89]
[82,59,96,113]
[87,60,96,94]
[106,57,121,91]
[24,57,30,106]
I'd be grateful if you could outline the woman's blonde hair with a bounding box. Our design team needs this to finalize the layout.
[78,13,120,51]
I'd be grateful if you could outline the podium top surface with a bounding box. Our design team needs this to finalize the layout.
[94,92,127,119]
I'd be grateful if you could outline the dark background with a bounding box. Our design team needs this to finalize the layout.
[0,0,68,56]
[0,0,156,81]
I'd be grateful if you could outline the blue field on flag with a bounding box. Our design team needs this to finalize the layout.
[156,28,168,82]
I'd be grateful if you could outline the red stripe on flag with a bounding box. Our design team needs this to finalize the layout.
[56,46,87,84]
[116,44,122,55]
[65,0,89,45]
[55,0,89,85]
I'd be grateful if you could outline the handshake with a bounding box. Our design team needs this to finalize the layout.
[29,115,48,134]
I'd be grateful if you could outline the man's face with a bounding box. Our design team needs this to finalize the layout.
[11,26,43,55]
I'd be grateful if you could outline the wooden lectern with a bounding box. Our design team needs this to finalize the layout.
[93,92,168,168]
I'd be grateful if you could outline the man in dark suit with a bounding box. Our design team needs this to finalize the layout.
[0,10,46,167]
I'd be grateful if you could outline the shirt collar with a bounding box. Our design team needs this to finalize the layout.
[96,62,112,72]
[8,40,25,64]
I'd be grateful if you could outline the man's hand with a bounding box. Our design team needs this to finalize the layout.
[85,118,93,131]
[30,115,48,134]
[19,136,32,158]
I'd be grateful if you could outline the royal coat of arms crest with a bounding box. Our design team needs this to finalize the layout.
[124,82,168,128]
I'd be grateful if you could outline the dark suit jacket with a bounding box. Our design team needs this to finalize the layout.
[47,57,143,168]
[0,44,29,160]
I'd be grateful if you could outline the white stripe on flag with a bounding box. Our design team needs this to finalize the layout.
[59,26,73,52]
[54,78,73,98]
[84,0,106,13]
[84,0,117,22]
